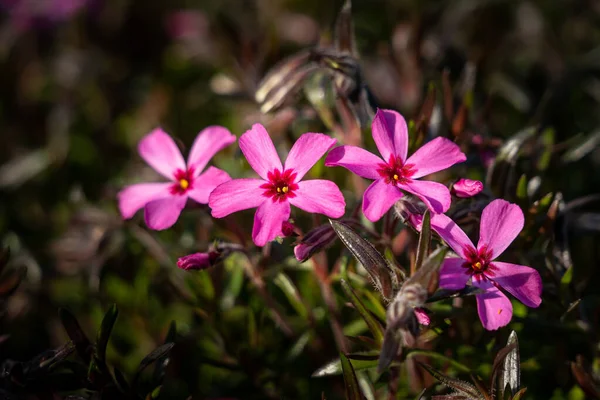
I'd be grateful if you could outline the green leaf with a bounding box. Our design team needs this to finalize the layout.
[498,331,520,398]
[340,353,364,400]
[59,308,92,363]
[516,174,528,199]
[331,220,396,300]
[312,352,380,377]
[414,211,431,271]
[133,343,174,388]
[96,304,118,363]
[274,272,308,318]
[405,350,471,374]
[418,362,484,399]
[536,128,554,171]
[405,246,448,289]
[340,279,384,345]
[511,387,528,400]
[426,285,485,303]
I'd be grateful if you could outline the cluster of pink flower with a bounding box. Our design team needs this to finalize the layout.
[117,108,542,331]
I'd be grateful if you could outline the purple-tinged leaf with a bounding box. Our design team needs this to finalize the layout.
[340,352,365,400]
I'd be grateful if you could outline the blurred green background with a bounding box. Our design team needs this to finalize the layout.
[2,0,600,399]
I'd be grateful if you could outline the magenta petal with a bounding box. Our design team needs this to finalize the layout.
[187,166,231,204]
[478,199,524,259]
[284,133,337,181]
[252,199,291,246]
[399,179,451,214]
[452,178,483,198]
[414,308,431,326]
[208,178,266,218]
[473,279,513,330]
[324,145,383,180]
[239,124,282,180]
[371,109,408,162]
[187,126,236,177]
[144,195,187,230]
[362,179,403,222]
[288,180,346,218]
[439,258,470,290]
[117,183,173,219]
[138,128,186,180]
[487,262,542,308]
[405,137,466,179]
[428,213,475,258]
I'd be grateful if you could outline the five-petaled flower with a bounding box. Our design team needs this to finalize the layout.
[325,109,466,222]
[118,126,236,230]
[423,199,542,330]
[208,124,345,247]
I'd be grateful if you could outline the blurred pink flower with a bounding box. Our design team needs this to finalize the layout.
[293,223,337,262]
[413,307,431,326]
[452,178,483,198]
[209,124,345,247]
[325,109,466,221]
[118,127,236,230]
[425,199,542,330]
[177,251,220,271]
[2,0,89,30]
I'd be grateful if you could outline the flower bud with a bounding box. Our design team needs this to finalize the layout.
[452,178,483,198]
[177,251,221,271]
[293,224,337,262]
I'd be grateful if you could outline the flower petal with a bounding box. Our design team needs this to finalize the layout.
[187,125,236,176]
[144,195,187,230]
[324,145,383,179]
[208,178,266,218]
[362,179,403,222]
[414,308,431,326]
[252,199,291,247]
[405,137,466,179]
[372,109,408,162]
[473,279,513,331]
[452,178,483,198]
[239,123,282,180]
[487,262,542,308]
[138,128,186,180]
[117,183,173,219]
[284,133,337,181]
[399,179,451,214]
[288,180,345,218]
[428,213,475,258]
[439,258,470,290]
[477,199,524,259]
[187,166,231,204]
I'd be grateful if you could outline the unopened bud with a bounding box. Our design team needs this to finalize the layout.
[177,251,221,271]
[452,178,483,198]
[294,224,337,262]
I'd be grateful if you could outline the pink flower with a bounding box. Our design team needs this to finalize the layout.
[208,124,345,247]
[177,251,220,270]
[426,199,542,330]
[452,178,483,198]
[118,127,236,230]
[325,109,466,221]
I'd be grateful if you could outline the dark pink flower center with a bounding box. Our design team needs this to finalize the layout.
[376,154,416,185]
[260,168,299,202]
[463,245,495,279]
[170,168,195,195]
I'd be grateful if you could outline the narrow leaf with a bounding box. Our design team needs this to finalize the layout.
[498,331,520,397]
[414,211,431,272]
[59,308,92,363]
[96,304,118,362]
[340,353,364,400]
[405,247,448,290]
[340,279,384,345]
[331,220,396,300]
[312,352,379,377]
[426,285,486,303]
[334,0,356,55]
[418,362,484,399]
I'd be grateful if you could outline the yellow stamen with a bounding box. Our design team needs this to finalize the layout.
[393,174,399,181]
[180,179,189,190]
[473,261,482,270]
[276,187,281,193]
[282,186,288,193]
